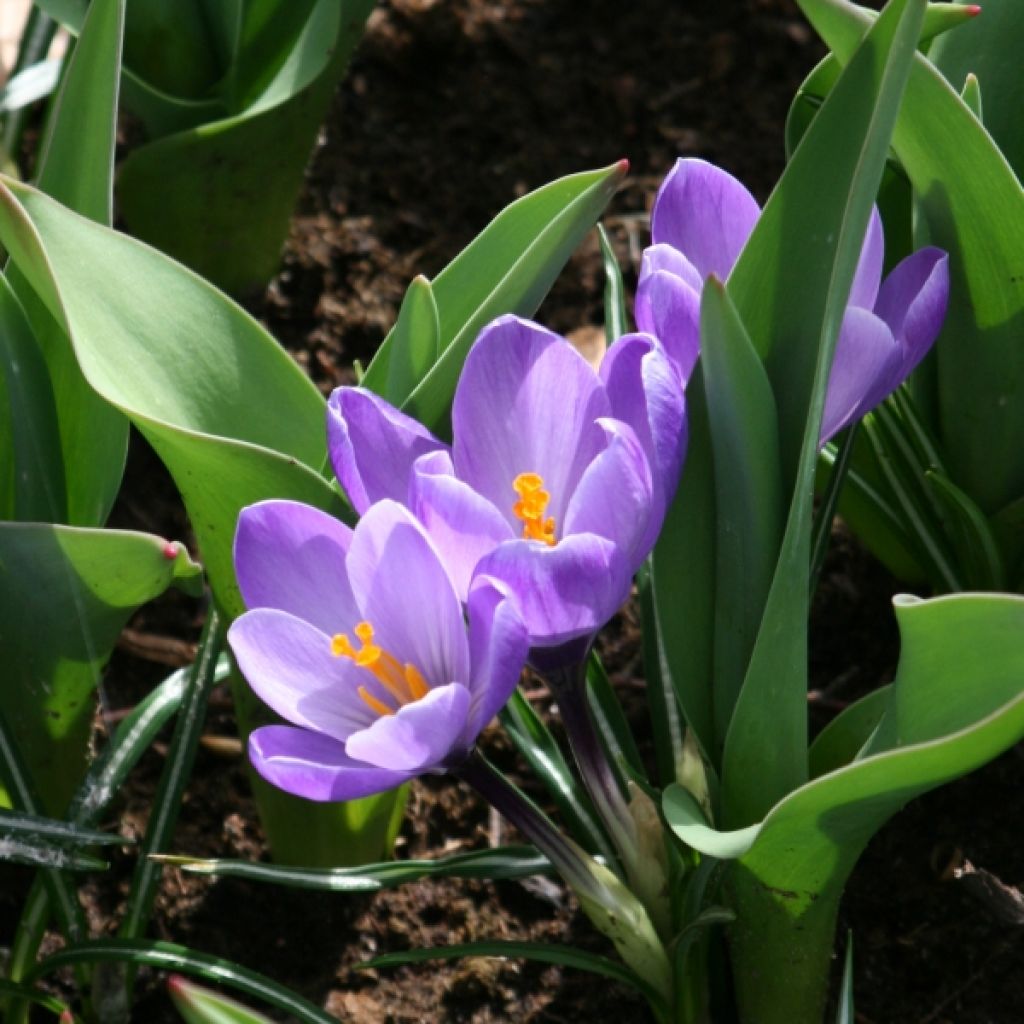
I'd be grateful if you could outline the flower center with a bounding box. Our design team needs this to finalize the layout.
[512,472,556,546]
[330,620,429,717]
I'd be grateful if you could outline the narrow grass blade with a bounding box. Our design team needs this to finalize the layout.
[597,223,628,343]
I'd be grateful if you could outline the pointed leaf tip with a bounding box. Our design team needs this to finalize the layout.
[616,158,630,175]
[162,542,179,560]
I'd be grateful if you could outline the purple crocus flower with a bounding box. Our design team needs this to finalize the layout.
[637,157,950,443]
[328,315,687,665]
[227,498,528,801]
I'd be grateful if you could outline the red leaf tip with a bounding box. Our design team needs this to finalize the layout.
[166,974,189,995]
[966,4,981,14]
[162,541,179,560]
[616,157,630,175]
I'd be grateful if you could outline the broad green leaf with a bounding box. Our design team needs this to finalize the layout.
[26,940,339,1024]
[10,0,128,526]
[930,0,1021,173]
[666,592,1024,1023]
[0,176,340,617]
[153,845,552,891]
[361,161,628,432]
[807,685,891,778]
[362,941,664,1009]
[721,0,926,828]
[169,976,276,1024]
[698,278,783,751]
[806,0,1024,512]
[384,275,441,404]
[0,273,64,521]
[0,522,200,814]
[116,0,375,294]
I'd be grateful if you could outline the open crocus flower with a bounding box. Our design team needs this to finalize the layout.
[227,498,528,801]
[328,315,687,664]
[637,157,949,443]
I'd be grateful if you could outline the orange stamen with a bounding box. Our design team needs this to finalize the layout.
[512,472,557,546]
[330,620,433,718]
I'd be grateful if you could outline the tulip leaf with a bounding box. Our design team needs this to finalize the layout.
[116,0,375,294]
[361,161,628,432]
[807,685,891,779]
[27,940,339,1024]
[698,277,783,752]
[169,976,277,1024]
[0,176,342,618]
[384,275,441,404]
[667,592,1024,1024]
[804,0,1024,513]
[6,0,128,527]
[0,273,64,521]
[721,0,925,829]
[0,522,200,815]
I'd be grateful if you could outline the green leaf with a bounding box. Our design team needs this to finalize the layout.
[361,940,663,1006]
[667,591,1024,1023]
[169,976,276,1024]
[152,845,552,891]
[807,685,891,778]
[361,161,628,431]
[586,651,647,783]
[810,0,1024,513]
[0,807,116,871]
[8,0,129,526]
[0,272,64,521]
[0,176,340,618]
[597,223,629,343]
[721,0,926,828]
[698,277,783,752]
[836,934,855,1024]
[384,275,441,404]
[0,978,69,1018]
[26,940,339,1024]
[0,522,200,815]
[116,0,375,294]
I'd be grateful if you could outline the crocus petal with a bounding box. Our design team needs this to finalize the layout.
[640,243,703,293]
[650,158,760,280]
[249,725,413,802]
[234,500,357,635]
[600,332,688,516]
[228,609,375,738]
[326,387,446,515]
[464,576,528,741]
[409,450,515,602]
[345,682,472,772]
[563,419,654,567]
[476,533,631,648]
[634,269,701,381]
[848,207,884,310]
[452,315,609,526]
[820,306,900,444]
[345,500,469,687]
[874,247,949,378]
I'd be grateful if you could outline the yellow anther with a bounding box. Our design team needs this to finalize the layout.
[330,619,432,718]
[512,472,557,546]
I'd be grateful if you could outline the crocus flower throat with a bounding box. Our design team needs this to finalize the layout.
[512,472,556,546]
[331,620,429,717]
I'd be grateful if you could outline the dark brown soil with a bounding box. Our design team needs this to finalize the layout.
[5,1,1023,1021]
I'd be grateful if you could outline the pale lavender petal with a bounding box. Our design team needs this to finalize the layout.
[476,534,631,648]
[228,609,375,738]
[600,332,688,514]
[650,158,760,280]
[326,387,446,515]
[463,576,528,740]
[409,450,515,602]
[820,306,900,444]
[346,683,472,772]
[452,315,609,526]
[640,243,703,293]
[634,269,701,382]
[874,248,949,378]
[345,500,469,687]
[250,725,413,802]
[849,207,884,310]
[234,500,357,635]
[563,419,653,567]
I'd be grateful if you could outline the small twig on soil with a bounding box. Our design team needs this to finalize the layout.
[117,627,197,667]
